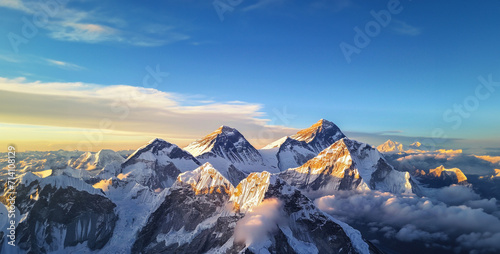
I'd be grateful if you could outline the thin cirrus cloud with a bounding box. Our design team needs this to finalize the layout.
[0,76,298,149]
[0,52,84,71]
[0,0,33,13]
[45,58,85,70]
[241,0,353,13]
[391,20,422,36]
[0,54,22,63]
[0,0,189,47]
[48,22,121,43]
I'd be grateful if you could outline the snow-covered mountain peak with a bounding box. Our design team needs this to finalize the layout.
[377,139,405,153]
[184,126,264,171]
[261,136,290,150]
[184,126,248,157]
[19,172,104,196]
[124,138,198,167]
[281,137,413,194]
[95,149,122,159]
[409,141,422,148]
[230,171,272,213]
[126,138,174,160]
[69,149,124,173]
[216,125,238,134]
[293,138,357,177]
[120,138,201,190]
[149,137,166,143]
[176,162,234,195]
[382,139,396,146]
[259,119,347,171]
[291,119,345,144]
[429,165,467,183]
[94,149,125,167]
[413,165,468,188]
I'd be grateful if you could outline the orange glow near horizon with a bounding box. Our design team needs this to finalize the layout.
[0,123,194,152]
[0,123,283,152]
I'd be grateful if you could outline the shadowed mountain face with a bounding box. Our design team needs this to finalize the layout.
[1,174,117,253]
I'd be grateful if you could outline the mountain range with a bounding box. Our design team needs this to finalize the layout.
[1,119,428,253]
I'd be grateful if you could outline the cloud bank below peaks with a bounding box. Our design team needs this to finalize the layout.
[315,188,500,253]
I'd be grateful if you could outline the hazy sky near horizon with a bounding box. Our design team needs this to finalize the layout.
[0,0,499,152]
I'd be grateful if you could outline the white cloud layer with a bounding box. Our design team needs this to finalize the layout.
[389,152,498,175]
[315,189,500,253]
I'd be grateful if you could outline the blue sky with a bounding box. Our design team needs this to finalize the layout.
[0,0,499,152]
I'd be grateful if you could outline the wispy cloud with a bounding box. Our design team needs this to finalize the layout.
[0,0,189,47]
[48,22,120,43]
[0,54,22,63]
[0,77,296,148]
[391,20,422,36]
[0,52,84,71]
[0,0,32,13]
[44,58,85,71]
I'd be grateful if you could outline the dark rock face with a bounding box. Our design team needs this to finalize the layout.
[140,162,182,190]
[263,179,358,254]
[15,184,117,253]
[370,158,395,188]
[227,164,248,186]
[277,137,318,168]
[132,182,241,254]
